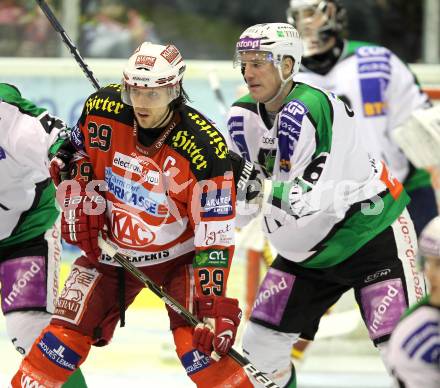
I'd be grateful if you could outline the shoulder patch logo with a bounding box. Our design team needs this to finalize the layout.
[278,100,308,172]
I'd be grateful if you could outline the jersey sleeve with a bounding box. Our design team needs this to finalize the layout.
[386,53,431,132]
[189,148,236,298]
[0,84,68,173]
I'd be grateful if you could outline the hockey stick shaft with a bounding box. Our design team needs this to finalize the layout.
[208,70,228,116]
[98,237,279,388]
[35,0,100,91]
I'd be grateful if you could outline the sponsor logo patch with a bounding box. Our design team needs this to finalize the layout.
[278,100,308,172]
[105,168,168,217]
[37,331,81,371]
[135,55,156,67]
[181,350,210,375]
[188,112,228,160]
[1,256,46,313]
[251,268,295,325]
[236,37,261,51]
[112,152,143,175]
[0,146,6,160]
[201,188,232,218]
[364,268,391,283]
[85,95,124,115]
[171,130,208,171]
[195,221,234,247]
[194,249,229,267]
[361,278,406,339]
[160,45,180,64]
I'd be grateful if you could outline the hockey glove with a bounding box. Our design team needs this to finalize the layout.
[229,150,263,204]
[49,138,77,186]
[193,296,242,361]
[61,183,106,260]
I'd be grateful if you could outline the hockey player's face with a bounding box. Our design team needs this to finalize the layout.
[240,52,281,103]
[424,256,440,306]
[129,86,171,128]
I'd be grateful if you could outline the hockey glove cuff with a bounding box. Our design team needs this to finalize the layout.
[193,296,242,361]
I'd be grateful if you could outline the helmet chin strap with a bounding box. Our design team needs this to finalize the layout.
[262,66,295,108]
[148,106,172,128]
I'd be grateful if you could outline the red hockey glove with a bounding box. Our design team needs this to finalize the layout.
[193,296,242,361]
[61,184,106,260]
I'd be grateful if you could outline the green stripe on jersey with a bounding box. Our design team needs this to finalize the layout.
[0,183,59,249]
[399,295,431,321]
[291,83,333,155]
[343,40,375,58]
[301,190,410,269]
[0,83,46,117]
[404,167,432,192]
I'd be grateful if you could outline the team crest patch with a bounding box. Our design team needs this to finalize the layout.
[54,265,101,324]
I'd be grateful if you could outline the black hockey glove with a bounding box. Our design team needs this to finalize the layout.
[229,150,263,204]
[49,138,77,186]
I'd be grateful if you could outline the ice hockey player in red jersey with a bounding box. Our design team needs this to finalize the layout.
[11,42,254,388]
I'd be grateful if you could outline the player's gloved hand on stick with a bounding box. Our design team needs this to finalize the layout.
[60,181,106,260]
[193,295,242,361]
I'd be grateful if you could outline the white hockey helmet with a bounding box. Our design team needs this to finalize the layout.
[418,216,440,269]
[286,0,347,57]
[121,42,186,108]
[233,23,303,78]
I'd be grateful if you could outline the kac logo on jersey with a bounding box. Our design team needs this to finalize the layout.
[111,207,156,248]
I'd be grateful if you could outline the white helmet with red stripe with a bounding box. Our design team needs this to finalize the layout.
[121,42,186,107]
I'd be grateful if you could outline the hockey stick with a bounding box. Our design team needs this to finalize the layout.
[35,0,100,91]
[208,70,228,117]
[98,236,279,388]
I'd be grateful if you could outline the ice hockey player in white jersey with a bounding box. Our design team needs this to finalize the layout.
[286,0,437,236]
[227,23,426,387]
[387,215,440,388]
[0,83,86,387]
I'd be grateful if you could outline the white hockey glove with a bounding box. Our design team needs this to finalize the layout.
[392,105,440,168]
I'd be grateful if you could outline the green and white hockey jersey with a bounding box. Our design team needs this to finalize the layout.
[0,83,66,249]
[295,40,431,192]
[227,82,409,269]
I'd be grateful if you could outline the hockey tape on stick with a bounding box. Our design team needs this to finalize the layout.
[35,0,100,91]
[98,236,280,388]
